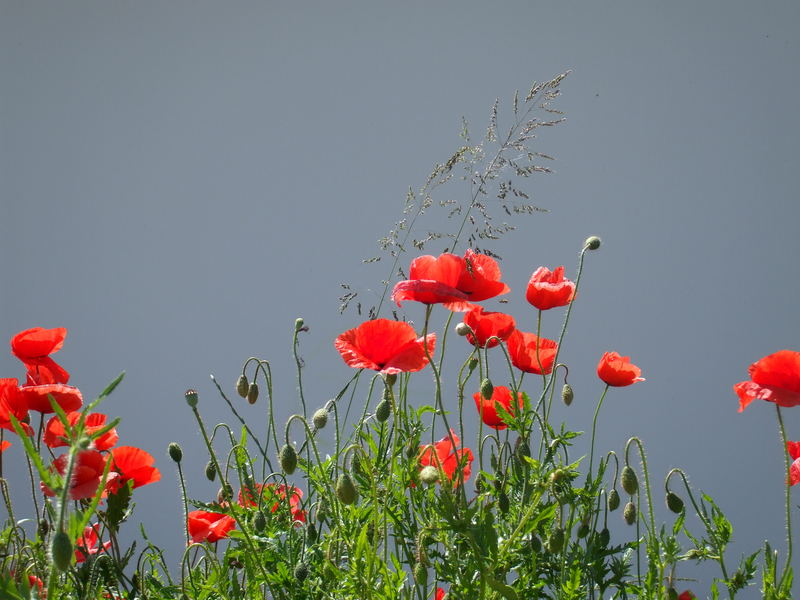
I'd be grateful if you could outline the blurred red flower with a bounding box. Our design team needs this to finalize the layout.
[0,379,29,434]
[787,441,800,486]
[597,352,644,387]
[392,249,510,311]
[74,524,112,563]
[109,446,161,489]
[436,588,447,600]
[17,383,82,414]
[10,327,70,385]
[526,266,576,310]
[44,412,118,451]
[238,483,306,523]
[419,430,473,483]
[677,592,696,600]
[335,319,436,375]
[187,510,236,543]
[734,350,800,413]
[0,441,10,453]
[42,449,119,500]
[507,330,558,375]
[463,307,515,348]
[474,386,523,430]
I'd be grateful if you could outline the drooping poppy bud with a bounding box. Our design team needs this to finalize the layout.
[280,444,298,475]
[455,322,471,337]
[598,527,610,547]
[498,492,510,515]
[607,489,620,511]
[336,472,358,505]
[205,461,216,481]
[480,378,494,400]
[236,375,249,399]
[623,501,636,525]
[666,491,684,514]
[621,466,638,495]
[246,383,259,405]
[294,562,309,582]
[253,511,266,532]
[584,236,601,250]
[51,531,73,571]
[375,399,391,422]
[546,527,565,553]
[413,563,427,586]
[312,408,328,429]
[419,466,439,485]
[561,383,574,406]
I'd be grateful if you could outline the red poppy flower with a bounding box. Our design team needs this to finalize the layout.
[436,589,447,600]
[474,386,523,430]
[507,330,558,375]
[11,327,70,384]
[11,573,44,596]
[677,592,696,600]
[335,319,436,375]
[463,307,516,348]
[187,510,236,543]
[42,449,119,500]
[787,441,800,486]
[17,383,82,414]
[419,430,473,483]
[526,266,576,310]
[109,446,161,489]
[597,352,645,387]
[0,441,10,453]
[392,249,510,311]
[734,350,800,413]
[238,483,306,523]
[74,524,112,563]
[0,379,29,433]
[44,412,118,451]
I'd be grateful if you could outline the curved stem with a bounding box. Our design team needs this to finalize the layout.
[775,405,793,577]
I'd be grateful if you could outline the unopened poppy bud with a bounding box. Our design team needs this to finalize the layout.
[375,398,391,422]
[306,522,318,542]
[294,562,309,582]
[217,484,232,503]
[294,317,305,333]
[621,466,638,495]
[205,461,216,481]
[584,235,601,251]
[316,498,329,522]
[455,322,471,336]
[336,472,358,505]
[468,357,479,373]
[546,527,565,553]
[413,562,427,586]
[168,442,183,463]
[236,375,249,398]
[530,533,542,552]
[561,383,574,406]
[51,531,72,571]
[280,444,298,475]
[549,469,565,484]
[184,389,199,408]
[598,527,610,547]
[383,373,397,387]
[246,383,259,404]
[312,408,328,429]
[666,491,685,514]
[78,435,92,450]
[607,489,620,511]
[480,378,494,400]
[498,492,510,515]
[405,441,417,459]
[38,519,49,538]
[623,501,636,525]
[419,466,439,485]
[228,557,243,569]
[253,511,266,532]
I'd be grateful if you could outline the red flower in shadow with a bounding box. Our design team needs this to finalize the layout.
[507,330,558,375]
[0,379,29,434]
[109,446,161,489]
[597,352,644,387]
[44,412,118,451]
[42,449,119,500]
[17,383,82,414]
[238,483,306,523]
[392,249,510,311]
[474,386,523,430]
[463,307,515,348]
[526,266,576,310]
[734,350,800,412]
[75,524,112,563]
[187,510,236,543]
[419,431,473,483]
[335,319,436,375]
[11,327,70,385]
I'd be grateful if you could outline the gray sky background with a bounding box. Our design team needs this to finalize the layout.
[2,1,799,594]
